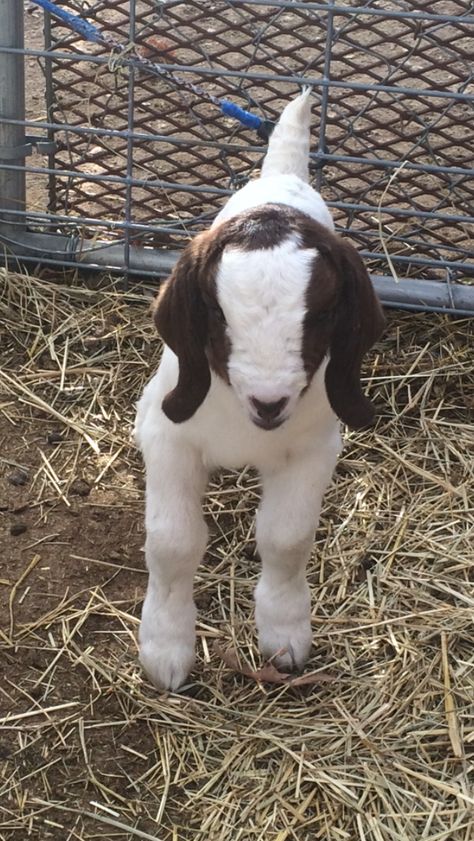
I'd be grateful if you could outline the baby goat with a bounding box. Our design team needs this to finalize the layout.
[135,90,385,689]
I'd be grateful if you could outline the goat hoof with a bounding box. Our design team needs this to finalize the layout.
[257,622,312,671]
[139,640,195,691]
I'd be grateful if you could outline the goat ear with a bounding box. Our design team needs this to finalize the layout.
[325,241,386,429]
[153,242,211,423]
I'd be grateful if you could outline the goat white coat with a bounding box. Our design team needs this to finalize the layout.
[135,90,384,689]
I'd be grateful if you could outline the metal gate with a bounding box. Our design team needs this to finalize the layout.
[1,1,473,313]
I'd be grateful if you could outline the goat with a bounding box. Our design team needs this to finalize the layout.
[134,90,386,690]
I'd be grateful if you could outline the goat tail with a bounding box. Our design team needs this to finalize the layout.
[260,87,313,182]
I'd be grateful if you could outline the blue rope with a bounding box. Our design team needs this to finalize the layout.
[31,0,274,139]
[31,0,105,44]
[219,100,263,132]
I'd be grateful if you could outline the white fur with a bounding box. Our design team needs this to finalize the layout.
[136,362,341,689]
[213,173,334,232]
[135,92,342,690]
[217,238,314,422]
[260,86,312,181]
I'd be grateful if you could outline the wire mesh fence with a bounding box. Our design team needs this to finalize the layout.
[1,1,473,311]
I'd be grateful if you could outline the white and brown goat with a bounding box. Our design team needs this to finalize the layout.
[135,90,385,689]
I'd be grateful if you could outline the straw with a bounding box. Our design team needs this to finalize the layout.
[0,265,473,841]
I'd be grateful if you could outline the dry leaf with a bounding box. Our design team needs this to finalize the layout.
[139,37,177,59]
[214,643,336,686]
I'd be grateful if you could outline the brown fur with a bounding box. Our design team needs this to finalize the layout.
[153,204,385,427]
[299,218,386,428]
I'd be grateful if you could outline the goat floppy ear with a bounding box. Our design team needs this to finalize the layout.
[153,241,211,423]
[325,241,385,429]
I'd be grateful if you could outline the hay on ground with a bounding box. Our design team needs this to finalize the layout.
[0,266,473,841]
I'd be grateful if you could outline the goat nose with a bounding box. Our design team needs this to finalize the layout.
[250,396,289,419]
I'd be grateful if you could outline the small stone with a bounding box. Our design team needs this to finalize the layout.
[10,522,28,536]
[196,593,212,611]
[70,478,91,497]
[7,468,29,487]
[11,502,29,514]
[91,507,106,520]
[0,742,10,760]
[361,556,376,571]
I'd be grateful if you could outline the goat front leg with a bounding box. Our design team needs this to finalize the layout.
[255,437,340,670]
[139,436,208,690]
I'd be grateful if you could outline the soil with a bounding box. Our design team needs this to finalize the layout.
[0,412,150,841]
[0,410,145,638]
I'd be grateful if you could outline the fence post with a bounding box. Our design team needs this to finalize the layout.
[314,0,335,193]
[0,0,26,232]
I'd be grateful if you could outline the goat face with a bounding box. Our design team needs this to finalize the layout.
[153,204,385,430]
[215,237,311,429]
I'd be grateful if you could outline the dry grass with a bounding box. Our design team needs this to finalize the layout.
[0,266,473,841]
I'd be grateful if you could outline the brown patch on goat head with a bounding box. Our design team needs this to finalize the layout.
[323,237,386,429]
[216,204,295,250]
[153,223,243,422]
[298,216,386,429]
[153,232,214,423]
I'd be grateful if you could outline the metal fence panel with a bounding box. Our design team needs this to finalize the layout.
[0,1,473,312]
